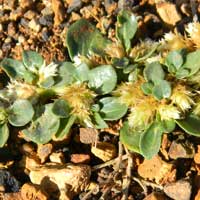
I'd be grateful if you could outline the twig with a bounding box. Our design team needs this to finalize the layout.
[190,0,198,22]
[132,177,148,196]
[85,7,100,24]
[141,179,164,190]
[82,185,99,200]
[99,185,113,200]
[92,154,128,171]
[115,141,123,171]
[121,148,132,200]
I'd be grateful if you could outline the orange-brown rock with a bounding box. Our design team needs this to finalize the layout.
[37,143,53,163]
[70,154,90,164]
[52,0,65,26]
[156,2,181,26]
[138,155,174,184]
[21,183,48,200]
[91,142,117,162]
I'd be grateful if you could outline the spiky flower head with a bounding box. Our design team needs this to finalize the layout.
[105,43,125,59]
[113,80,145,107]
[129,40,157,60]
[159,31,188,52]
[193,100,200,116]
[113,80,158,130]
[7,80,37,100]
[128,102,156,131]
[158,104,180,121]
[58,83,96,122]
[185,22,200,48]
[170,83,195,112]
[38,62,58,84]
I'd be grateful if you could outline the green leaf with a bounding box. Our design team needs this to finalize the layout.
[112,57,129,68]
[140,122,163,159]
[152,80,171,100]
[88,65,117,94]
[176,114,200,136]
[165,50,184,71]
[175,68,190,79]
[75,63,90,82]
[55,115,76,139]
[22,51,44,71]
[141,82,154,95]
[1,58,29,80]
[181,49,200,77]
[8,100,34,127]
[128,68,140,82]
[54,62,76,87]
[52,99,70,118]
[0,123,9,148]
[66,19,110,60]
[123,64,138,74]
[23,104,60,144]
[92,112,108,129]
[39,77,55,88]
[144,62,165,84]
[116,10,137,52]
[135,43,159,62]
[162,119,176,133]
[120,122,141,153]
[99,97,128,120]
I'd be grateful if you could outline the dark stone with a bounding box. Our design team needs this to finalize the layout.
[0,170,20,192]
[20,18,29,28]
[39,15,53,27]
[67,0,82,13]
[41,29,50,42]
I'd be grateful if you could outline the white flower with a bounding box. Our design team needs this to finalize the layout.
[39,62,58,79]
[73,55,82,65]
[170,84,195,112]
[7,80,36,99]
[185,22,200,48]
[158,104,181,121]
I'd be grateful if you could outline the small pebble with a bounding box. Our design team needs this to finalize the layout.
[70,154,90,164]
[24,10,36,20]
[37,143,53,163]
[19,0,33,9]
[41,7,53,16]
[18,35,26,44]
[39,15,53,26]
[28,18,41,32]
[7,22,16,36]
[20,18,29,27]
[49,152,65,164]
[164,179,192,200]
[4,37,12,43]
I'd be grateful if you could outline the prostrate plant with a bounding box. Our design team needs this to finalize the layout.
[65,10,200,159]
[0,51,127,144]
[0,99,34,147]
[1,10,200,160]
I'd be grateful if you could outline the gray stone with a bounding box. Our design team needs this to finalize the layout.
[164,179,192,200]
[168,141,194,159]
[67,0,82,13]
